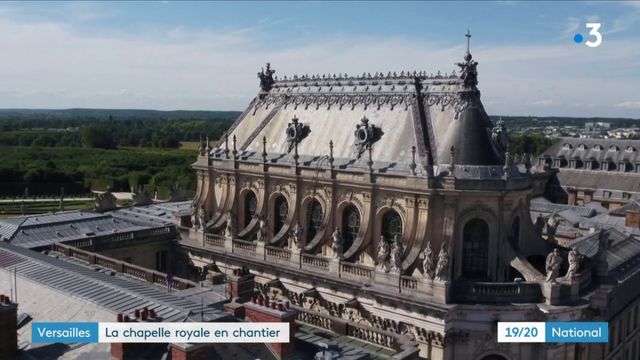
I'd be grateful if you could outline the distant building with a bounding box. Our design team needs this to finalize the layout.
[539,138,640,209]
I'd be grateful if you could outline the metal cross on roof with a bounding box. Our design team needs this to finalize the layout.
[465,29,472,54]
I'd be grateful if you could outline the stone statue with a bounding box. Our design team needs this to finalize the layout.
[225,212,236,240]
[390,235,404,273]
[257,62,275,92]
[422,241,436,280]
[291,222,304,249]
[199,206,207,232]
[191,206,200,231]
[566,247,582,280]
[435,242,450,281]
[331,227,343,258]
[545,248,563,282]
[257,215,268,242]
[545,212,559,242]
[376,236,390,272]
[491,119,509,153]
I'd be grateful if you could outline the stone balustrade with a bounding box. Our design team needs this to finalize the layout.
[266,246,291,261]
[341,261,373,282]
[453,281,543,303]
[51,243,197,290]
[204,233,225,247]
[232,239,257,255]
[301,253,330,270]
[62,225,175,252]
[190,233,550,304]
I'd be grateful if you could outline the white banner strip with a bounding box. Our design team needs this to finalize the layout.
[98,322,289,343]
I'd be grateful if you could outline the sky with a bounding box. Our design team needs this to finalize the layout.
[0,1,639,118]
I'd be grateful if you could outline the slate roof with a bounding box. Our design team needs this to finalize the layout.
[541,137,640,165]
[0,242,231,322]
[215,54,505,177]
[0,201,191,249]
[530,198,598,218]
[566,228,640,281]
[0,211,146,248]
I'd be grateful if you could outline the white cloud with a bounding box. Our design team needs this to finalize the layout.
[615,101,640,109]
[531,100,554,106]
[0,11,638,118]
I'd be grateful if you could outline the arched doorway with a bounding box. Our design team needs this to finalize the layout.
[306,200,323,242]
[462,219,490,280]
[244,191,257,227]
[381,210,402,245]
[274,196,289,234]
[342,205,361,251]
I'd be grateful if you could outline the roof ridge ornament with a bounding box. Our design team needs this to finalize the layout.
[456,30,479,87]
[258,62,276,92]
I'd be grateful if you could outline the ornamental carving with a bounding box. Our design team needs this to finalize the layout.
[352,116,383,159]
[256,93,414,111]
[285,116,310,153]
[258,62,276,92]
[491,119,509,154]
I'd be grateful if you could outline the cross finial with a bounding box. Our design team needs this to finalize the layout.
[465,29,472,54]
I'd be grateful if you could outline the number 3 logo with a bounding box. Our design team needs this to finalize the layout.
[585,23,602,48]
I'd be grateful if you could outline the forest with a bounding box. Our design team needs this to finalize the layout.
[2,109,632,199]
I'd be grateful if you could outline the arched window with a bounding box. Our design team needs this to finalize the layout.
[306,200,323,242]
[510,217,520,250]
[274,196,288,234]
[381,210,402,244]
[244,191,257,227]
[462,219,489,280]
[341,205,361,251]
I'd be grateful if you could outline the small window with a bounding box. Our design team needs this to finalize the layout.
[603,191,612,198]
[610,145,620,152]
[562,143,573,150]
[578,144,587,150]
[594,145,603,151]
[623,192,631,200]
[627,146,636,153]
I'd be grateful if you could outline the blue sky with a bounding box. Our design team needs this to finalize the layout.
[0,1,638,117]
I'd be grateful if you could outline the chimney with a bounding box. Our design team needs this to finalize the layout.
[110,308,158,360]
[243,301,298,359]
[626,210,640,228]
[0,294,18,360]
[170,343,211,360]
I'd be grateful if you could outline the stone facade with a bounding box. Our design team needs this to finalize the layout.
[180,44,640,360]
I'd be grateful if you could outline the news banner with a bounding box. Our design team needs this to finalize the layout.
[31,321,607,344]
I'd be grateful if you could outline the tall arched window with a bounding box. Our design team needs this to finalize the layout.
[342,205,361,251]
[462,219,489,280]
[306,200,323,242]
[244,191,257,227]
[510,216,520,250]
[381,210,402,244]
[274,196,289,234]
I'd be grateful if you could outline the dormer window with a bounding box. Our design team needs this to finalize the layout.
[626,146,636,153]
[594,145,603,151]
[578,144,587,150]
[609,145,619,152]
[562,143,573,150]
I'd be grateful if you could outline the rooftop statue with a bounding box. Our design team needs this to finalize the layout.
[225,212,236,240]
[291,222,304,249]
[435,242,450,281]
[422,241,436,280]
[390,235,404,273]
[455,30,479,87]
[332,227,343,259]
[566,247,583,280]
[376,236,390,273]
[258,62,276,92]
[257,215,268,242]
[545,248,563,282]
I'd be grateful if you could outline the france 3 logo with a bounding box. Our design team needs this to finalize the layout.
[573,23,602,48]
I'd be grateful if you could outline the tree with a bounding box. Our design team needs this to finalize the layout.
[80,124,116,149]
